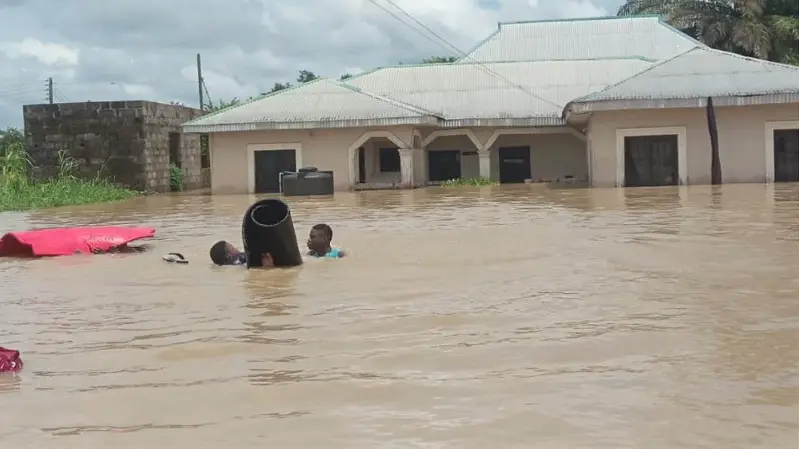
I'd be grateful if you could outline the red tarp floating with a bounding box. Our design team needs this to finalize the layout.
[0,226,156,257]
[0,347,22,373]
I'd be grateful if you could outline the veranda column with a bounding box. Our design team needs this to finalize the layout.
[478,149,491,179]
[348,146,358,187]
[398,148,418,188]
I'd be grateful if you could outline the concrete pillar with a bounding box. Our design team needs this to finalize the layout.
[399,148,422,188]
[348,146,358,186]
[478,149,491,179]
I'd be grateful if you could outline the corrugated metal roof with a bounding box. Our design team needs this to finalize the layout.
[347,58,652,123]
[458,16,699,63]
[182,79,440,133]
[568,47,800,108]
[182,17,797,132]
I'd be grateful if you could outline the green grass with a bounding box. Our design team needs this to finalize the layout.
[0,142,138,212]
[439,177,499,187]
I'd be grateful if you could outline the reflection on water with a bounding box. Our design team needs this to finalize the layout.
[0,184,797,448]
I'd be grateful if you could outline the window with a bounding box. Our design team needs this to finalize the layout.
[379,147,400,172]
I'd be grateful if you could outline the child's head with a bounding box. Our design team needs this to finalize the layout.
[209,240,237,265]
[307,223,333,252]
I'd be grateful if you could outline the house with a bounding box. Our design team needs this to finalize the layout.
[25,101,206,192]
[182,16,799,194]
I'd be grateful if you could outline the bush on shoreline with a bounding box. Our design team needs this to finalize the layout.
[440,177,499,187]
[0,142,138,212]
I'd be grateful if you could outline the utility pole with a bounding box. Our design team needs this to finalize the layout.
[196,53,204,110]
[47,77,53,104]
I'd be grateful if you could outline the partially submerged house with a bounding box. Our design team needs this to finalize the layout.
[182,16,799,194]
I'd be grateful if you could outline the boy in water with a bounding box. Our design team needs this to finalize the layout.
[209,223,342,266]
[209,241,273,267]
[307,223,345,258]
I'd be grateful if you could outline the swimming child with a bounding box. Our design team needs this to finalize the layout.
[209,240,273,266]
[306,223,345,258]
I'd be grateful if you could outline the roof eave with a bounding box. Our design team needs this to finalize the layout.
[564,92,799,118]
[441,117,566,127]
[183,114,572,133]
[182,116,440,134]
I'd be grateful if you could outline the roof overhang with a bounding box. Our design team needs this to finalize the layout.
[440,116,566,128]
[563,92,799,121]
[183,115,572,133]
[182,116,441,134]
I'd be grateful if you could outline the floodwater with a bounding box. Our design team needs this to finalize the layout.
[0,184,797,448]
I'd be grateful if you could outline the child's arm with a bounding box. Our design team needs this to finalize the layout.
[262,253,274,267]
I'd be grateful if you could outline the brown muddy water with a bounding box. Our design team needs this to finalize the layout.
[0,184,797,448]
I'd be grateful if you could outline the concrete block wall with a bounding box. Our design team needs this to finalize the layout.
[142,102,204,192]
[23,101,204,193]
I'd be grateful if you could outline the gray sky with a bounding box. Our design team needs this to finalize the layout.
[0,0,626,128]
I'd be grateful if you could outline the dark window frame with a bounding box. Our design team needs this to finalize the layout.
[379,147,401,173]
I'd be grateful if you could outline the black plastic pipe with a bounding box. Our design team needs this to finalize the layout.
[241,199,303,268]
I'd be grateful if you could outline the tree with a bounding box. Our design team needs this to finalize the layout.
[268,69,318,93]
[296,69,319,83]
[199,69,319,110]
[421,56,458,64]
[617,0,798,64]
[0,127,24,157]
[206,97,241,112]
[269,82,292,93]
[339,73,353,80]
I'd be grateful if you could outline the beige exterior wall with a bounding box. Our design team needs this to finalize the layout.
[209,129,352,194]
[207,102,797,194]
[587,103,799,187]
[208,125,587,194]
[426,133,587,182]
[490,133,587,182]
[208,126,417,194]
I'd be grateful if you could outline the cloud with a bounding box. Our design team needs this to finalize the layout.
[556,0,609,18]
[0,0,625,128]
[0,38,79,66]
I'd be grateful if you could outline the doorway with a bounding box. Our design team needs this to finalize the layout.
[498,146,531,183]
[773,129,798,182]
[623,135,679,187]
[253,149,296,193]
[168,132,182,192]
[357,147,366,183]
[428,150,461,182]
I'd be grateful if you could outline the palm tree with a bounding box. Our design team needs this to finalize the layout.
[618,0,798,64]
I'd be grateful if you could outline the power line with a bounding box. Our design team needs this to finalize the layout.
[54,88,70,103]
[201,78,211,110]
[0,81,40,94]
[0,86,41,97]
[0,92,42,105]
[368,0,561,109]
[367,0,461,57]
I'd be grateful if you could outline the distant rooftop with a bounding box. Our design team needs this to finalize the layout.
[458,15,699,63]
